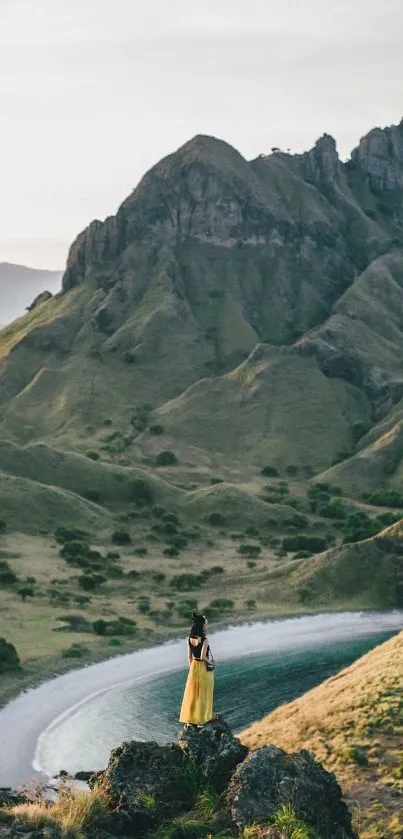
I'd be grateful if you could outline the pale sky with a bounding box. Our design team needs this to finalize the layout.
[0,0,402,269]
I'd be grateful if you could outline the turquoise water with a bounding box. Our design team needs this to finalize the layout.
[35,629,396,777]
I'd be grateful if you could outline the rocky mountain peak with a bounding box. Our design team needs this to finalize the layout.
[300,133,342,184]
[350,120,403,192]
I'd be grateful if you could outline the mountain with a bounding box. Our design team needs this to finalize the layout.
[0,263,63,327]
[241,630,403,839]
[0,120,403,607]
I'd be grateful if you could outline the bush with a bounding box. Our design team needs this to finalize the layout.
[317,500,348,520]
[376,512,401,526]
[164,546,180,557]
[282,534,328,553]
[261,466,279,477]
[0,520,6,533]
[93,619,108,635]
[0,560,18,585]
[362,489,403,508]
[123,350,138,364]
[207,512,226,527]
[133,547,148,556]
[0,637,20,673]
[351,420,370,443]
[170,573,209,592]
[18,585,34,602]
[156,450,178,466]
[285,465,299,476]
[342,512,381,543]
[209,598,234,611]
[60,539,90,559]
[210,477,223,485]
[237,544,262,558]
[128,477,155,505]
[149,424,164,435]
[84,489,101,503]
[112,530,132,546]
[78,574,106,591]
[245,599,256,609]
[55,526,90,544]
[62,643,89,659]
[86,451,100,461]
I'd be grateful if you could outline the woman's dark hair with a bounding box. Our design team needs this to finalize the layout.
[189,612,206,638]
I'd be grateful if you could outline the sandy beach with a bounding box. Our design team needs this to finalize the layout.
[1,610,402,788]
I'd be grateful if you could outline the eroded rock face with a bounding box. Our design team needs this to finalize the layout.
[224,745,355,839]
[179,716,248,790]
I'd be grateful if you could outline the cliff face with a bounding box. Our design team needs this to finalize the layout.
[1,120,403,473]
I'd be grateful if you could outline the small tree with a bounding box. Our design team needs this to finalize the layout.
[93,619,108,636]
[0,638,20,673]
[18,585,34,602]
[112,530,132,546]
[156,450,178,467]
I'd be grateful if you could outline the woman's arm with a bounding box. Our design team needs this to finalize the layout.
[200,638,209,662]
[187,640,192,667]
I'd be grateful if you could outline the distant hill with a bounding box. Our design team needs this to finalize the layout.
[241,631,403,838]
[0,121,403,613]
[0,263,62,326]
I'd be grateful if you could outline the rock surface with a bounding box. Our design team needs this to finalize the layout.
[179,715,248,790]
[26,290,53,312]
[224,744,355,838]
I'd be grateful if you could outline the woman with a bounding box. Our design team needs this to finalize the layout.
[179,613,214,726]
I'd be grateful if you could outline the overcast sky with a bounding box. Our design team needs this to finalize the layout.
[0,0,402,269]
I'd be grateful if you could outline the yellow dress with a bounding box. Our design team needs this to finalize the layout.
[179,637,214,725]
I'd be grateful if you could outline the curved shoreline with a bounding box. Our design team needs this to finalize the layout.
[1,610,403,788]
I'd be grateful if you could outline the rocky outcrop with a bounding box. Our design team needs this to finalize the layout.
[351,120,403,193]
[26,290,53,311]
[179,715,248,790]
[224,745,355,839]
[0,721,356,839]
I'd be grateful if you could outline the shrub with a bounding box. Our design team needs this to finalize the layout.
[123,350,138,364]
[127,569,140,579]
[209,598,234,611]
[351,420,370,443]
[62,643,89,659]
[86,451,100,461]
[317,500,348,520]
[55,526,90,544]
[362,489,403,508]
[284,514,309,529]
[170,573,208,592]
[18,585,34,602]
[84,489,101,503]
[78,574,106,591]
[133,547,148,556]
[164,546,180,557]
[342,512,381,543]
[210,566,224,575]
[60,539,90,558]
[156,450,178,466]
[207,512,226,527]
[130,404,152,431]
[245,599,256,609]
[0,637,20,673]
[282,534,328,553]
[128,477,155,505]
[149,424,164,435]
[245,525,260,538]
[340,745,368,766]
[0,520,6,533]
[112,530,132,546]
[285,465,299,476]
[0,560,18,585]
[138,597,151,614]
[261,466,279,477]
[93,619,108,635]
[376,512,401,526]
[237,544,262,558]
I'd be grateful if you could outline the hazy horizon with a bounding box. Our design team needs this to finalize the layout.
[1,0,402,270]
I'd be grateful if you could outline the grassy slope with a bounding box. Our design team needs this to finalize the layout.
[240,631,403,839]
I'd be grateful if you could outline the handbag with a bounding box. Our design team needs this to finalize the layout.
[206,650,215,671]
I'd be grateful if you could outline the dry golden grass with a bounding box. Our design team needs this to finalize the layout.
[6,786,107,839]
[241,632,403,839]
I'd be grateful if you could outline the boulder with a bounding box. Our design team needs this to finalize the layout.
[179,715,248,790]
[224,745,356,839]
[96,739,192,832]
